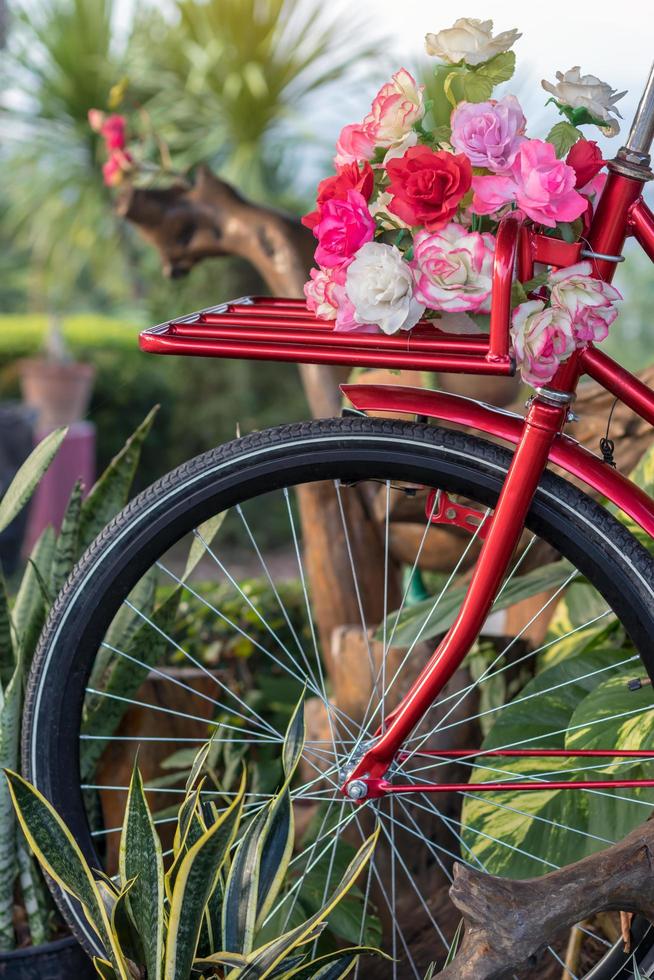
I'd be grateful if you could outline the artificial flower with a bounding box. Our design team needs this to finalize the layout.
[425,17,521,66]
[102,148,133,187]
[383,130,419,165]
[450,95,526,173]
[411,223,496,313]
[87,108,105,133]
[363,69,425,148]
[565,139,605,189]
[334,123,376,167]
[571,304,618,343]
[511,300,576,385]
[386,145,472,230]
[542,67,626,135]
[313,190,376,269]
[345,242,425,334]
[302,162,374,231]
[100,114,127,151]
[548,261,622,316]
[304,267,341,319]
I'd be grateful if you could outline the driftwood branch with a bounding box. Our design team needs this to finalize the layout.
[437,820,654,979]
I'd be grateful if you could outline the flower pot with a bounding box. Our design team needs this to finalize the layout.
[0,935,95,979]
[18,359,96,429]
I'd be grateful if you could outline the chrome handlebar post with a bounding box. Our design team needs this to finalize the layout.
[625,61,654,161]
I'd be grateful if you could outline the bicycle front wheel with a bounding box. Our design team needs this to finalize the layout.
[24,417,654,978]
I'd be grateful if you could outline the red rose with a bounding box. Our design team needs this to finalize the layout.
[386,146,472,231]
[566,139,605,190]
[302,161,374,230]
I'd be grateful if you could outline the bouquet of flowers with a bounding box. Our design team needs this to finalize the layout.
[302,17,625,386]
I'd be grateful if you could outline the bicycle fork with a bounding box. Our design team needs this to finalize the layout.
[339,390,647,801]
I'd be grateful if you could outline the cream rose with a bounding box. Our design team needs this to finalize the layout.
[345,242,425,335]
[425,18,520,66]
[542,67,626,135]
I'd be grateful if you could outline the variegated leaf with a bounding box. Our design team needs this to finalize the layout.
[49,479,83,596]
[14,527,55,672]
[119,766,164,980]
[0,666,22,949]
[282,946,387,979]
[0,574,14,690]
[183,512,228,582]
[16,836,51,946]
[0,427,67,535]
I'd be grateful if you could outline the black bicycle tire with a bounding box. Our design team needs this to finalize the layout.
[22,416,654,976]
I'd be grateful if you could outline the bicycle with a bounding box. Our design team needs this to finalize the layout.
[22,62,654,978]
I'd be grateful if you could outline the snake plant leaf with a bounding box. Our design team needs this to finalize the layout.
[226,829,379,980]
[90,570,158,693]
[222,805,269,954]
[16,836,51,947]
[4,771,130,978]
[380,560,575,648]
[93,958,119,980]
[183,512,229,582]
[78,407,158,552]
[0,427,67,536]
[282,695,305,783]
[0,574,14,689]
[185,733,220,795]
[111,878,145,971]
[460,647,632,877]
[165,778,245,980]
[282,946,389,979]
[13,526,55,672]
[193,951,249,971]
[0,666,22,949]
[49,478,83,596]
[166,785,207,904]
[119,765,164,980]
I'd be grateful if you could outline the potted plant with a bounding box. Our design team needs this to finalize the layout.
[6,706,382,979]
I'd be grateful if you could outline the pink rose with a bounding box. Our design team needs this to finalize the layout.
[101,114,127,151]
[313,190,375,269]
[102,149,133,187]
[511,300,576,386]
[302,161,374,231]
[304,267,341,319]
[334,124,375,167]
[411,223,495,313]
[473,139,588,228]
[571,304,617,343]
[363,68,425,148]
[451,95,526,173]
[88,108,105,133]
[548,261,622,316]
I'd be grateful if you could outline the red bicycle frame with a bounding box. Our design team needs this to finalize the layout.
[139,73,654,802]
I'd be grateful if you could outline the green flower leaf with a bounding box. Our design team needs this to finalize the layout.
[475,51,516,86]
[546,121,583,158]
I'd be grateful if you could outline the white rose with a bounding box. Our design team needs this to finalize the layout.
[368,191,412,231]
[382,130,419,165]
[542,67,626,135]
[345,242,425,335]
[425,18,520,67]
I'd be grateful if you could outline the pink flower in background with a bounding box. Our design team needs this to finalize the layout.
[334,124,376,166]
[411,223,495,312]
[472,139,587,227]
[102,149,133,187]
[511,300,576,385]
[450,95,526,172]
[363,69,425,148]
[87,108,105,133]
[548,260,622,316]
[313,190,375,269]
[100,114,127,150]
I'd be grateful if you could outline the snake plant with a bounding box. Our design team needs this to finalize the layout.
[7,698,382,979]
[0,409,158,950]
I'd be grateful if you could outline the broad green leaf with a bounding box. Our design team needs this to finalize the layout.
[0,575,14,689]
[460,647,631,877]
[5,771,129,977]
[14,526,55,672]
[475,51,516,85]
[165,779,245,980]
[0,427,67,535]
[119,765,164,980]
[0,666,22,949]
[183,512,228,582]
[545,121,583,157]
[49,479,83,596]
[460,71,494,103]
[78,407,158,551]
[381,560,574,648]
[226,830,379,980]
[538,584,616,671]
[16,836,51,947]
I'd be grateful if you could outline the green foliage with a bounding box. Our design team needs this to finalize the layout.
[545,121,583,158]
[7,707,382,978]
[0,428,67,536]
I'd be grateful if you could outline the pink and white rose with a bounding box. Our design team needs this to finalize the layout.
[411,223,496,313]
[451,95,526,172]
[363,69,425,148]
[334,124,376,167]
[570,304,617,343]
[345,242,425,334]
[511,300,576,385]
[313,190,376,269]
[304,267,341,319]
[548,260,622,315]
